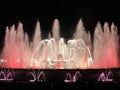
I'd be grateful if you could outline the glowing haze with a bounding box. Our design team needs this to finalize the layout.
[0,19,119,69]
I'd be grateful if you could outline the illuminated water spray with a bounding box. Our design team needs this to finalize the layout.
[0,18,119,69]
[93,22,119,68]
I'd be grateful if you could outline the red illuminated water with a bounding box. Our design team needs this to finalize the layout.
[0,19,119,69]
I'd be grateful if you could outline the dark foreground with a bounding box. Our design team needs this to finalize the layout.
[0,68,120,89]
[0,81,120,90]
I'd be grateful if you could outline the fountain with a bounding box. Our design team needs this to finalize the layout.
[64,73,72,83]
[64,71,82,83]
[26,70,46,82]
[27,70,37,82]
[0,18,119,69]
[0,68,15,81]
[97,69,113,82]
[93,22,119,68]
[37,71,46,82]
[73,71,82,82]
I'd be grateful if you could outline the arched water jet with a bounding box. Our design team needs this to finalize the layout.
[0,71,6,80]
[27,70,37,82]
[73,71,82,82]
[64,73,72,82]
[27,70,46,82]
[0,68,14,81]
[97,69,113,81]
[37,71,46,82]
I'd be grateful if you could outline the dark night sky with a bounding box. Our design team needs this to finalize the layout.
[0,0,120,50]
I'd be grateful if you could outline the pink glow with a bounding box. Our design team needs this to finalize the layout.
[0,19,119,69]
